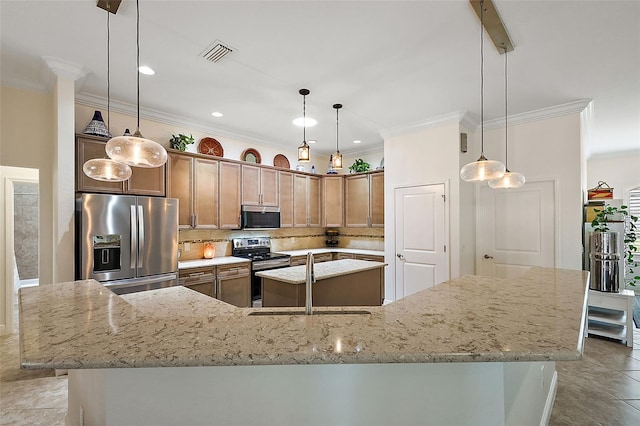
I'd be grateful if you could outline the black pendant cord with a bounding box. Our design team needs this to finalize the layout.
[480,0,484,157]
[504,46,509,171]
[136,0,140,131]
[303,94,306,143]
[335,107,339,153]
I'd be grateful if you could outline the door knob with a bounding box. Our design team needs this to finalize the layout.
[396,254,406,261]
[484,254,494,259]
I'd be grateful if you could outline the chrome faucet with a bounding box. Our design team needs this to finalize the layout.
[305,252,315,315]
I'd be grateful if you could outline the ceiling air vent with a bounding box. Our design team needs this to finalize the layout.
[200,40,235,63]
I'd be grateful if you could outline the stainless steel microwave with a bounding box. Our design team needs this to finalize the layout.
[241,205,280,229]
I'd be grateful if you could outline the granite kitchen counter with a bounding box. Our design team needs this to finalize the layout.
[256,259,386,284]
[19,267,588,370]
[178,256,249,269]
[275,248,383,257]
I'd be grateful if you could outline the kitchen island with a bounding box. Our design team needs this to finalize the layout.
[19,267,588,426]
[257,259,386,307]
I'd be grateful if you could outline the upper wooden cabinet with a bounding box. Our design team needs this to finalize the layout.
[322,176,344,227]
[279,171,294,228]
[345,171,384,228]
[167,152,219,229]
[241,165,278,206]
[293,174,321,227]
[76,134,165,196]
[219,161,242,229]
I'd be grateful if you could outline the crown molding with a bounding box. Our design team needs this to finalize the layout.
[588,148,640,161]
[380,111,473,140]
[42,56,87,81]
[75,92,286,149]
[483,99,593,130]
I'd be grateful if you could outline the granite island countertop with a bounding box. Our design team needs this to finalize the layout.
[19,267,588,370]
[256,259,386,284]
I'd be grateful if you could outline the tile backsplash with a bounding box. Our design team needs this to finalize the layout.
[178,227,383,260]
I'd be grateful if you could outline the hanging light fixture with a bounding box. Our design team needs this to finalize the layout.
[331,103,343,169]
[489,47,525,189]
[460,0,505,182]
[106,0,167,168]
[297,88,311,162]
[83,7,132,182]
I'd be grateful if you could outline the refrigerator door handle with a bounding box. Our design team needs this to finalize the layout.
[138,205,144,268]
[130,205,137,269]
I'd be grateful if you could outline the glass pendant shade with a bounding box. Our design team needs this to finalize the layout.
[488,170,525,189]
[331,151,343,169]
[83,158,132,182]
[460,155,506,182]
[106,130,168,168]
[298,141,310,162]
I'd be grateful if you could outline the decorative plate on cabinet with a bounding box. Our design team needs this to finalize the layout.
[241,148,261,164]
[273,154,290,169]
[198,137,224,157]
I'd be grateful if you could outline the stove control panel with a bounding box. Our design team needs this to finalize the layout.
[232,237,271,250]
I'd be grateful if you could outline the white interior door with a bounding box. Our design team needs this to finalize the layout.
[476,180,556,278]
[395,184,448,299]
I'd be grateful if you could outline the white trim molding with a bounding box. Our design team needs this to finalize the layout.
[380,111,474,140]
[483,99,593,130]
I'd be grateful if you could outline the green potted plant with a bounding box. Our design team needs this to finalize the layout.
[591,205,639,287]
[170,133,195,151]
[348,158,370,174]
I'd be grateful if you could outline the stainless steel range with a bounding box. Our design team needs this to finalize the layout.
[231,237,290,302]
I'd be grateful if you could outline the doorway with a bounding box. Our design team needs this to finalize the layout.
[1,166,39,334]
[476,179,556,278]
[394,184,448,299]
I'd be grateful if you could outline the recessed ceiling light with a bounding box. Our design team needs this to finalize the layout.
[293,117,317,127]
[211,112,223,117]
[138,65,155,75]
[353,140,362,144]
[308,140,317,144]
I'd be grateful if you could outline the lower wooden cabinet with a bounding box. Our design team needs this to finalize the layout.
[179,262,250,307]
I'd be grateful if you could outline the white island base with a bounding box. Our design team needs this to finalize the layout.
[68,360,556,426]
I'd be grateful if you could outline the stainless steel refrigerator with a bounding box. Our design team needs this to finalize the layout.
[76,193,179,294]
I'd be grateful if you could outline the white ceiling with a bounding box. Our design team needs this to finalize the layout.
[1,1,639,158]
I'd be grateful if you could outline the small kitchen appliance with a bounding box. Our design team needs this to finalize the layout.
[231,237,290,302]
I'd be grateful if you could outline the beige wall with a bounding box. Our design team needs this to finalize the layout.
[383,121,462,301]
[482,113,584,269]
[0,85,55,286]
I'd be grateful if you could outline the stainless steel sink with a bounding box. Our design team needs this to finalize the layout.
[248,309,371,316]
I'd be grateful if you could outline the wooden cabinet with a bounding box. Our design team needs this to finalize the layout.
[290,252,332,266]
[76,134,165,196]
[167,153,219,229]
[216,262,251,308]
[354,254,384,262]
[293,175,321,227]
[279,171,294,228]
[334,252,354,260]
[219,161,242,229]
[179,267,215,297]
[322,176,344,227]
[242,165,278,206]
[179,262,250,307]
[345,171,384,228]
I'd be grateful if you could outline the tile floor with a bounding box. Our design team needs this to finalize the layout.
[1,312,640,425]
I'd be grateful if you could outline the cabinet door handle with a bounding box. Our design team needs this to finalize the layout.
[194,214,198,228]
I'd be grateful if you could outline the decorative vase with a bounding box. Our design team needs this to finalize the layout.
[83,111,111,138]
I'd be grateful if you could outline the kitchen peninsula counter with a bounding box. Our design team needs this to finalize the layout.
[19,267,589,426]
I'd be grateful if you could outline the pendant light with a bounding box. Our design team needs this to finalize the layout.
[83,8,132,182]
[460,0,505,182]
[297,88,311,162]
[489,47,525,189]
[106,0,167,168]
[331,103,343,169]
